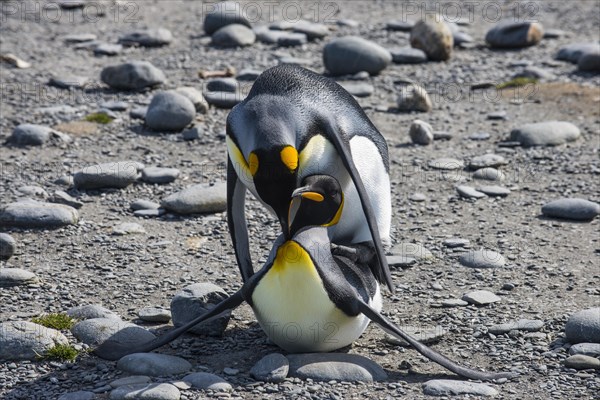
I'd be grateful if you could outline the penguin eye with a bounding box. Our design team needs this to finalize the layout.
[330,190,338,198]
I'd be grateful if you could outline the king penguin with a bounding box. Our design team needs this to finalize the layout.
[96,175,517,382]
[226,64,393,292]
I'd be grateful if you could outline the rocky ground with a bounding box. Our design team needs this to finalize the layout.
[1,1,599,399]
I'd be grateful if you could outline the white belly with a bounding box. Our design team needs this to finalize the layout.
[251,241,381,352]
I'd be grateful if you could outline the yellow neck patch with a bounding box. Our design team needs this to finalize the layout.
[280,146,298,172]
[324,194,344,227]
[248,152,259,176]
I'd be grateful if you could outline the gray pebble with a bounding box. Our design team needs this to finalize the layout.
[49,75,88,89]
[323,36,392,76]
[203,91,244,108]
[138,307,171,323]
[100,101,128,111]
[130,200,160,211]
[0,233,16,260]
[487,110,508,120]
[476,185,511,197]
[170,282,231,336]
[117,353,192,377]
[9,124,52,146]
[485,20,543,48]
[109,383,180,400]
[443,238,469,248]
[183,372,232,391]
[94,43,123,56]
[556,42,600,63]
[74,161,143,190]
[462,290,501,305]
[250,353,289,383]
[469,154,507,170]
[428,158,464,170]
[390,47,427,64]
[287,353,387,382]
[386,255,417,268]
[206,78,238,93]
[277,32,308,47]
[212,24,256,47]
[542,198,600,221]
[49,190,83,209]
[63,33,97,43]
[409,192,427,202]
[141,167,180,184]
[182,126,203,141]
[563,355,600,370]
[569,343,600,357]
[422,379,498,397]
[119,28,173,47]
[578,51,600,72]
[459,250,506,268]
[67,304,121,320]
[565,308,600,344]
[203,1,251,34]
[146,91,196,132]
[71,318,156,348]
[161,183,227,214]
[468,131,491,141]
[101,61,165,90]
[0,268,40,287]
[386,20,414,31]
[433,131,452,140]
[396,83,432,112]
[456,185,487,199]
[290,20,329,40]
[338,81,374,97]
[174,87,209,114]
[134,209,166,217]
[0,321,68,360]
[58,391,95,400]
[488,319,544,334]
[409,119,434,145]
[130,107,148,120]
[473,168,506,182]
[441,299,469,308]
[510,121,580,147]
[410,16,453,61]
[0,200,79,228]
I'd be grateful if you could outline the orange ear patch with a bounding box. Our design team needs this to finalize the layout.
[280,146,298,172]
[249,152,259,176]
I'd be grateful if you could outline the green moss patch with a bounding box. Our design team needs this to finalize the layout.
[85,112,114,124]
[41,344,80,361]
[496,77,538,90]
[31,313,75,330]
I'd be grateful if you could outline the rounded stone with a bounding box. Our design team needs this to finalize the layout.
[183,372,232,391]
[428,158,464,170]
[206,78,238,93]
[565,308,600,344]
[250,353,289,383]
[67,304,121,321]
[476,185,511,197]
[456,185,486,199]
[212,24,256,47]
[462,290,501,306]
[58,391,95,400]
[459,250,506,268]
[0,268,40,287]
[287,353,387,382]
[396,83,432,112]
[141,167,181,184]
[542,198,600,221]
[170,282,231,336]
[0,201,79,228]
[323,36,392,76]
[130,200,161,211]
[410,16,453,61]
[473,168,506,182]
[469,154,507,170]
[563,355,600,370]
[578,51,600,72]
[109,383,180,400]
[118,28,173,47]
[9,124,52,146]
[138,307,171,323]
[174,87,209,114]
[146,91,196,132]
[71,318,156,347]
[409,119,434,145]
[0,232,16,260]
[390,47,427,64]
[203,1,251,34]
[100,61,165,90]
[485,20,544,48]
[510,121,580,147]
[74,161,144,190]
[556,42,600,63]
[161,183,227,214]
[422,379,498,397]
[0,321,69,360]
[117,353,192,377]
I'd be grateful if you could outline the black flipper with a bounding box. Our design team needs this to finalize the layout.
[324,124,394,293]
[356,299,519,382]
[94,290,246,361]
[227,158,253,282]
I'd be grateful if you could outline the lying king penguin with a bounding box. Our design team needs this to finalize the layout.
[96,175,516,382]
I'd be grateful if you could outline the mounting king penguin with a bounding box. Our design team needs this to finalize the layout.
[226,64,393,290]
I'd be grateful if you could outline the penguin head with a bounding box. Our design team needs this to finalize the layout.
[288,175,344,238]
